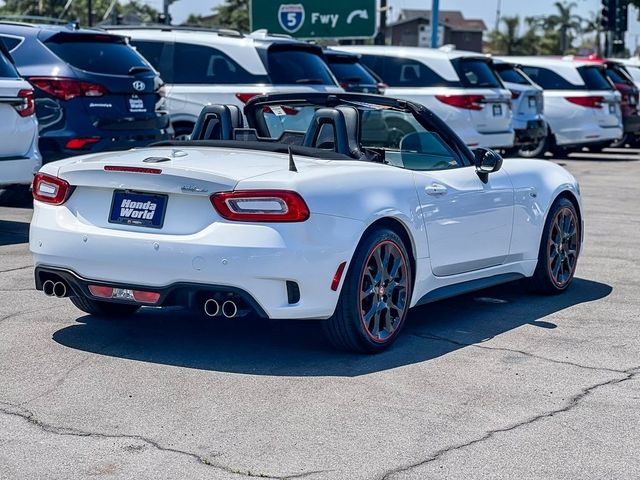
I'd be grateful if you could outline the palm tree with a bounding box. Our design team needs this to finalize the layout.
[487,15,521,54]
[545,1,583,54]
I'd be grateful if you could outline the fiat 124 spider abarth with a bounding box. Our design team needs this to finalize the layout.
[30,93,582,353]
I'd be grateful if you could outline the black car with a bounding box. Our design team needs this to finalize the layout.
[0,22,172,161]
[323,49,385,94]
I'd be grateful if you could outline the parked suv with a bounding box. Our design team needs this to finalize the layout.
[568,56,640,147]
[493,60,546,157]
[333,46,514,149]
[0,40,41,198]
[324,49,385,94]
[0,22,171,162]
[108,27,343,139]
[503,57,622,155]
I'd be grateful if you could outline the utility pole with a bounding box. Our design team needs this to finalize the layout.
[88,0,93,26]
[431,0,440,48]
[375,0,388,45]
[495,0,502,32]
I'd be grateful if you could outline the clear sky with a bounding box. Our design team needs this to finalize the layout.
[146,0,640,51]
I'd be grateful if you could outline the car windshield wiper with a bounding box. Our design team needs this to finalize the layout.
[128,66,152,75]
[295,78,325,85]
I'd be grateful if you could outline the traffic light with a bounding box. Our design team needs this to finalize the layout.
[601,0,629,33]
[600,0,611,30]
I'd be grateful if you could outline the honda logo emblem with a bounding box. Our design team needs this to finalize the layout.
[132,80,146,92]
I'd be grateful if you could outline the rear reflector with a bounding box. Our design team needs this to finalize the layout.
[436,94,485,110]
[104,166,162,174]
[65,137,100,150]
[565,96,604,108]
[88,285,160,305]
[32,173,71,205]
[331,262,347,291]
[211,190,310,222]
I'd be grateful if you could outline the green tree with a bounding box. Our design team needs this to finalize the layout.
[487,16,523,55]
[216,0,249,31]
[545,1,583,54]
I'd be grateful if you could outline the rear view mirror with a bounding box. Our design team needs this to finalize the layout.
[474,148,503,181]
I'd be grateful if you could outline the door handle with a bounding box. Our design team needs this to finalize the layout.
[425,183,448,196]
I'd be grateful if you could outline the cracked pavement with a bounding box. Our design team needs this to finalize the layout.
[1,156,639,479]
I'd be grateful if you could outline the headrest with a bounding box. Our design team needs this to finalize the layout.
[302,106,361,158]
[191,104,243,140]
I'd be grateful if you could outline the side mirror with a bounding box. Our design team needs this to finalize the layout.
[474,148,503,181]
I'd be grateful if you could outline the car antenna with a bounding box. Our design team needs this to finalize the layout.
[288,146,298,172]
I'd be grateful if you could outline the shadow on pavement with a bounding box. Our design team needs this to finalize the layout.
[0,219,30,246]
[52,278,612,377]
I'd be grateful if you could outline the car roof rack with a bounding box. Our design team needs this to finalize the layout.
[0,15,71,26]
[102,24,244,38]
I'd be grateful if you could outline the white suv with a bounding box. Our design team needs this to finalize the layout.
[333,45,514,149]
[108,27,343,139]
[502,57,622,153]
[0,43,40,198]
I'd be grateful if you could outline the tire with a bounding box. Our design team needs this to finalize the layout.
[323,228,413,353]
[0,185,32,208]
[70,296,140,318]
[526,197,581,295]
[516,130,550,159]
[609,133,631,149]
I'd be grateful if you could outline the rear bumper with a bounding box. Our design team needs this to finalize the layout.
[30,203,364,319]
[0,133,42,187]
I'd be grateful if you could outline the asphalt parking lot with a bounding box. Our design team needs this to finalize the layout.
[0,150,638,479]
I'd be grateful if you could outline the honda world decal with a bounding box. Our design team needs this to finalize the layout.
[119,199,157,221]
[132,80,146,91]
[278,4,305,33]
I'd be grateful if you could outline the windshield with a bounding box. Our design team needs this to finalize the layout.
[578,66,613,90]
[267,49,336,86]
[46,35,151,76]
[496,65,531,85]
[328,58,379,85]
[256,102,461,171]
[453,59,502,88]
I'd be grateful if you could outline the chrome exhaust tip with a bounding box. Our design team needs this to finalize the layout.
[221,300,238,319]
[203,299,220,317]
[53,281,67,298]
[43,280,55,297]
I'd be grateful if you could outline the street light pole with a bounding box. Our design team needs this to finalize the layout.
[431,0,440,48]
[88,0,93,26]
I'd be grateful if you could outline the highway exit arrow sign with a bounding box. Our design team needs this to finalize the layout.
[250,0,377,39]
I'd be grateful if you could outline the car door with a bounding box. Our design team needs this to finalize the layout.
[408,134,514,276]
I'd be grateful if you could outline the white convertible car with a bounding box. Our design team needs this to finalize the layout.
[30,93,582,353]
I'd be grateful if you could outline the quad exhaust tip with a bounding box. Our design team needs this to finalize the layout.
[203,299,220,317]
[222,300,238,319]
[43,280,67,298]
[43,280,55,297]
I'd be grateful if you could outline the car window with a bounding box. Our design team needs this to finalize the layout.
[130,40,168,78]
[0,49,18,78]
[327,58,379,85]
[496,65,531,85]
[453,59,502,88]
[578,66,613,90]
[267,49,336,85]
[172,42,266,85]
[520,66,581,90]
[359,55,458,88]
[0,35,22,52]
[625,65,640,83]
[45,35,150,75]
[605,66,633,86]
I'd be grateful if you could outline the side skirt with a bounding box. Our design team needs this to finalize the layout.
[415,272,525,307]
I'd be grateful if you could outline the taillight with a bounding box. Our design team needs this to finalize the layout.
[436,94,485,110]
[65,137,100,150]
[235,92,263,104]
[157,84,166,97]
[29,77,108,101]
[211,190,310,222]
[15,89,35,117]
[377,82,387,94]
[32,172,71,205]
[510,90,521,100]
[565,96,604,108]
